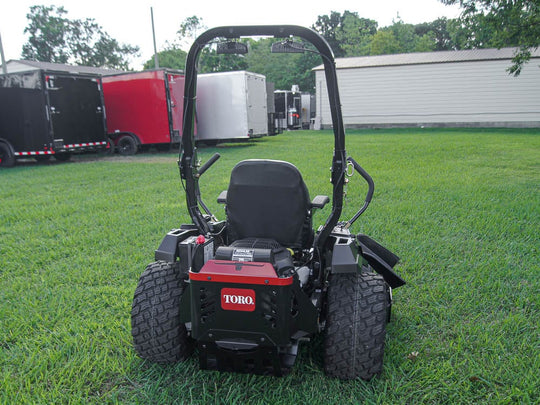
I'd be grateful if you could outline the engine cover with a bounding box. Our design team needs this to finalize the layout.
[189,260,294,346]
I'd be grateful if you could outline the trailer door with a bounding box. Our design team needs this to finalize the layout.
[0,88,50,152]
[245,74,267,137]
[166,73,184,143]
[0,71,51,152]
[46,75,106,145]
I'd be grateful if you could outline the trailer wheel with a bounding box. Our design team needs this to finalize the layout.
[105,138,115,154]
[117,135,138,155]
[131,261,193,363]
[0,142,15,168]
[324,271,390,380]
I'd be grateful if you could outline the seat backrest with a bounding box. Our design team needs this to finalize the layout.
[225,159,313,248]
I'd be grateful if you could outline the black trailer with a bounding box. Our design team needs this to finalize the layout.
[274,89,302,130]
[0,69,108,167]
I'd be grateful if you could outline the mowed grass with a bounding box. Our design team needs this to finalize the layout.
[1,128,538,404]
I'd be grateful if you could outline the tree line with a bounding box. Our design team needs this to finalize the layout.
[21,2,539,91]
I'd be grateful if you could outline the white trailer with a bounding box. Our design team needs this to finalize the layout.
[196,71,268,142]
[300,93,316,129]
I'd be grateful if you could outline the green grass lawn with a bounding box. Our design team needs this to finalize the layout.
[1,128,538,404]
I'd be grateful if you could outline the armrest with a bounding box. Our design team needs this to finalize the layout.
[217,190,227,204]
[311,195,330,209]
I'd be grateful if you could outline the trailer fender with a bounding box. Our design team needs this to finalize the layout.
[0,138,15,153]
[108,132,141,145]
[0,139,16,168]
[356,234,406,289]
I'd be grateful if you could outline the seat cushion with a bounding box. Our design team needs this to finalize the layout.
[226,159,312,248]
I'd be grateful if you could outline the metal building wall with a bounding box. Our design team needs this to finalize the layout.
[315,55,540,128]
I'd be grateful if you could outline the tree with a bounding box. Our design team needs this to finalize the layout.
[199,48,249,73]
[177,16,206,50]
[21,5,70,63]
[385,17,436,54]
[439,0,540,75]
[312,11,348,57]
[314,11,438,57]
[245,38,319,91]
[22,5,139,69]
[335,14,378,56]
[173,15,247,73]
[143,46,187,70]
[415,17,456,51]
[369,30,401,55]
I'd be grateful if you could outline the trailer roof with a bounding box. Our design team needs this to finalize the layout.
[2,60,125,75]
[313,47,540,70]
[103,68,185,78]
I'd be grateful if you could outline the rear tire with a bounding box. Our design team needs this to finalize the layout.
[0,142,15,167]
[117,135,138,155]
[324,271,390,380]
[131,261,193,363]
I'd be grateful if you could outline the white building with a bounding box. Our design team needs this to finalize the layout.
[313,47,540,128]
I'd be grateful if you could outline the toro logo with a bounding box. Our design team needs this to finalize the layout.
[221,288,256,312]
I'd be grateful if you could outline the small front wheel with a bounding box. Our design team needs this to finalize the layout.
[131,261,193,363]
[324,271,390,380]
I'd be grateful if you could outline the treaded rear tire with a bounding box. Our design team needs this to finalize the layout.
[131,261,193,363]
[324,271,390,380]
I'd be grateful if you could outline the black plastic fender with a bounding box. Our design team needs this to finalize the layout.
[330,236,362,274]
[357,234,406,289]
[154,226,198,262]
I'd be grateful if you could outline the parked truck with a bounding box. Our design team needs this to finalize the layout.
[0,69,108,167]
[102,69,185,155]
[196,71,268,143]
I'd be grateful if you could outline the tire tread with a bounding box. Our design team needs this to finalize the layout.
[324,272,389,380]
[131,261,192,363]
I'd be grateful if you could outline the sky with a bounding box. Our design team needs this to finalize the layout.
[0,0,461,70]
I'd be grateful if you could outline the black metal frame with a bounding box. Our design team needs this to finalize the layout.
[179,25,346,251]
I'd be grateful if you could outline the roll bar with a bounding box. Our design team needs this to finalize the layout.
[179,25,347,250]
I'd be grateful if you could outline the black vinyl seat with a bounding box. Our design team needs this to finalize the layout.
[221,159,314,249]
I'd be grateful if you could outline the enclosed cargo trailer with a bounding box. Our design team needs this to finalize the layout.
[0,69,108,167]
[102,70,185,155]
[196,71,267,143]
[266,81,279,135]
[300,93,315,129]
[274,89,302,130]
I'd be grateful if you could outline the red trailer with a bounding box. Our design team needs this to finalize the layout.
[102,70,184,155]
